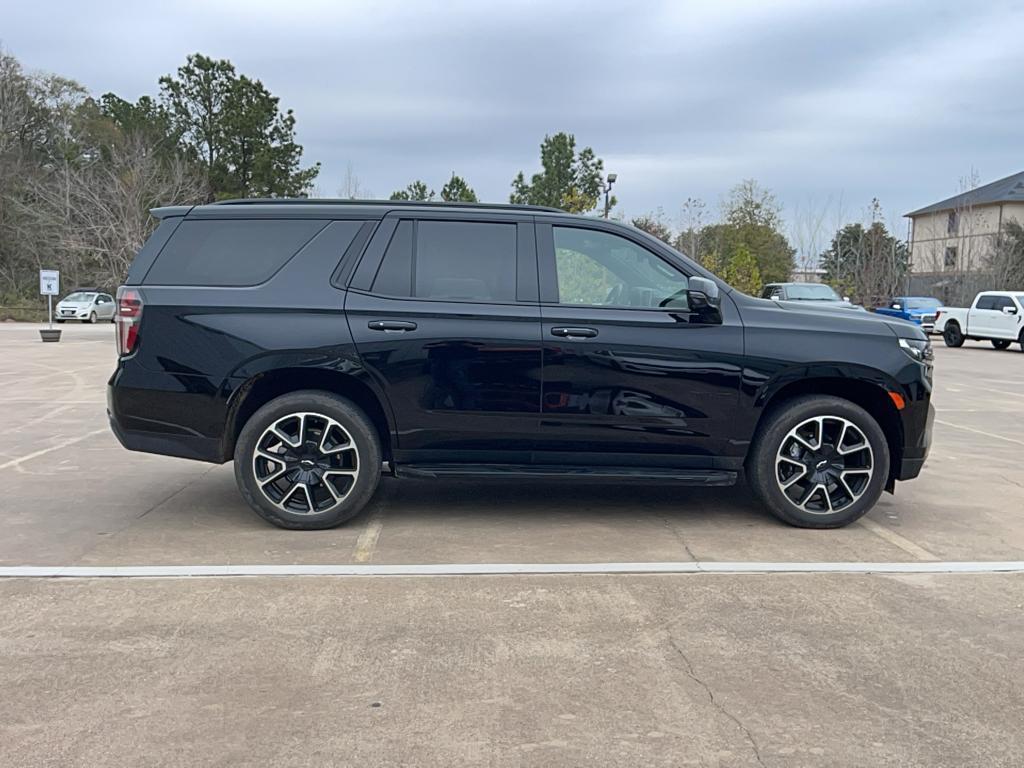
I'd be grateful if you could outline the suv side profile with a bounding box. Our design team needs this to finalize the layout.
[109,200,934,530]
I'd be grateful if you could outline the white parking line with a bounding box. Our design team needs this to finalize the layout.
[0,429,109,471]
[1,561,1022,578]
[935,419,1024,447]
[857,518,939,561]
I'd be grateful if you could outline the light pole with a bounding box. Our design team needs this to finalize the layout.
[603,173,617,219]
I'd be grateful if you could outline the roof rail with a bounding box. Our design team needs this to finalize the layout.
[209,198,566,214]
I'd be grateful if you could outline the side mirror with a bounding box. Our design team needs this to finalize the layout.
[891,303,902,310]
[1003,306,1018,315]
[843,296,851,302]
[688,276,720,308]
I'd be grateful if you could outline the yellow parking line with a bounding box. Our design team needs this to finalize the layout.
[353,511,385,563]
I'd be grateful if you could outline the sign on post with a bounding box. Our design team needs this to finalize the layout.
[40,269,60,296]
[39,269,60,333]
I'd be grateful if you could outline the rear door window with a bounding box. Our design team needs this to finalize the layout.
[371,220,517,303]
[975,295,997,310]
[145,219,327,286]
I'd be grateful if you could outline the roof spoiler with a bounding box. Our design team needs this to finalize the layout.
[150,205,194,219]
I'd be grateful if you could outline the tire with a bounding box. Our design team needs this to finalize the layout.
[88,312,97,324]
[942,322,964,347]
[234,391,382,530]
[55,319,64,324]
[992,339,1011,350]
[746,395,890,529]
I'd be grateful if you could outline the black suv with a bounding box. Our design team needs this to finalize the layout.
[108,200,934,530]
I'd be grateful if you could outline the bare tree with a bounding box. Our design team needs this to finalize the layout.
[23,132,205,288]
[338,161,372,200]
[676,197,707,261]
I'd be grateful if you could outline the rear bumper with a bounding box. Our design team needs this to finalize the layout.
[107,374,227,464]
[108,412,224,463]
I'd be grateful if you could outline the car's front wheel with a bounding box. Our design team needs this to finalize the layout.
[234,391,382,530]
[87,311,97,324]
[746,395,890,528]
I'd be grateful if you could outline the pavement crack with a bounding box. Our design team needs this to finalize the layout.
[666,633,766,768]
[659,514,699,562]
[137,466,219,519]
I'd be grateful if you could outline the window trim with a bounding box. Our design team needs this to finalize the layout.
[537,221,696,311]
[349,213,537,306]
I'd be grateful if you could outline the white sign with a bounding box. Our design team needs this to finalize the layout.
[40,269,60,296]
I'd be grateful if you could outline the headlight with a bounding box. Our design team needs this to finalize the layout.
[899,337,933,362]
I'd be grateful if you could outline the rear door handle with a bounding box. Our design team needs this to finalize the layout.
[368,320,417,332]
[550,326,598,339]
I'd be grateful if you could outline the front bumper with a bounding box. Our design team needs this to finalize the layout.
[896,401,934,481]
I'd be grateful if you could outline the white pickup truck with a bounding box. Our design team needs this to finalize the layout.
[934,291,1024,351]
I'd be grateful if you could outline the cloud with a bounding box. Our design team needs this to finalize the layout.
[4,0,1022,230]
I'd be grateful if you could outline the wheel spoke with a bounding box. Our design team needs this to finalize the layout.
[258,463,289,486]
[779,464,807,490]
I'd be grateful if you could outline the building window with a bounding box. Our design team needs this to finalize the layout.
[944,246,958,269]
[947,210,959,234]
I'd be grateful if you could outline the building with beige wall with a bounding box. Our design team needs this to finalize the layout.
[906,170,1024,274]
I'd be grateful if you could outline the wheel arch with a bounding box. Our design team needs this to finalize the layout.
[224,367,394,463]
[750,376,903,488]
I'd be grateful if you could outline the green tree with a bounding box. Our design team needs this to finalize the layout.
[510,132,607,213]
[390,180,434,201]
[700,221,794,284]
[631,211,673,244]
[159,53,318,200]
[440,173,478,202]
[722,243,762,295]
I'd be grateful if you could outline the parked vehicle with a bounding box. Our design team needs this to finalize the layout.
[761,282,865,311]
[108,200,934,531]
[874,297,942,333]
[55,290,116,323]
[934,292,1024,351]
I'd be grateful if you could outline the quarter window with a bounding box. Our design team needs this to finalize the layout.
[552,227,689,309]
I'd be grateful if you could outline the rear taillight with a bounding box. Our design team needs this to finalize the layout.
[115,287,143,356]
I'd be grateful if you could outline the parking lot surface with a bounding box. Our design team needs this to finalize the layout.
[1,322,1023,766]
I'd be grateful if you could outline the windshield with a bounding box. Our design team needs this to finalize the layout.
[784,284,841,301]
[905,298,941,310]
[63,292,96,302]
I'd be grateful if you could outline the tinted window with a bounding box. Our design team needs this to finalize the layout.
[372,220,517,303]
[992,296,1014,310]
[146,219,326,286]
[372,221,413,296]
[976,295,996,310]
[553,227,688,309]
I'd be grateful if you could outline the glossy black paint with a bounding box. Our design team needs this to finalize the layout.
[109,201,934,490]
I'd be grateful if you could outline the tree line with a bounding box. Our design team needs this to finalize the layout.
[4,47,1019,313]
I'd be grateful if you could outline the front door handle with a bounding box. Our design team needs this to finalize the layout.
[368,320,418,332]
[550,326,598,339]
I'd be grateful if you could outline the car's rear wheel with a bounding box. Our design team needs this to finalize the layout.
[992,339,1011,350]
[234,391,382,530]
[943,322,964,347]
[746,395,890,528]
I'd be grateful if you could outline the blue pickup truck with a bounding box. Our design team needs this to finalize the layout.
[874,296,942,332]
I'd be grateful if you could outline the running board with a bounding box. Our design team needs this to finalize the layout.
[394,464,737,485]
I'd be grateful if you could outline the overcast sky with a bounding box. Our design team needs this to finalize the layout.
[5,0,1023,241]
